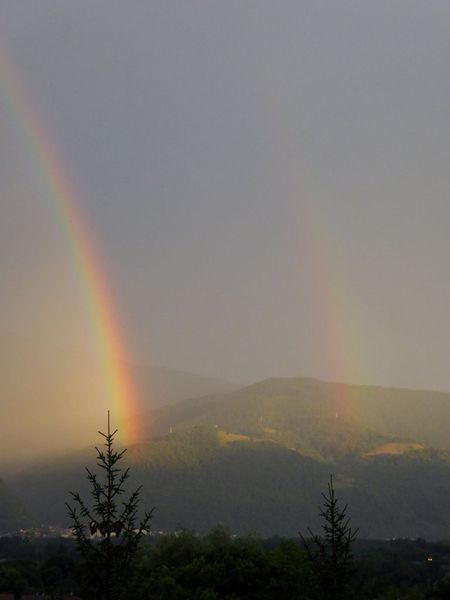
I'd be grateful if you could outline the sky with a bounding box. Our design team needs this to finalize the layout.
[1,0,450,438]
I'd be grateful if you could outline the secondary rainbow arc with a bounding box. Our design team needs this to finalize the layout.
[291,188,361,419]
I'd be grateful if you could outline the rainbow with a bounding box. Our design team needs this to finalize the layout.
[1,54,143,444]
[299,200,354,381]
[292,188,361,419]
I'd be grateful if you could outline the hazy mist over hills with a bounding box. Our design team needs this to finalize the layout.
[0,334,236,463]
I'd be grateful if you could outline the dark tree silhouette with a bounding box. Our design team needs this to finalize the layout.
[301,475,358,600]
[66,412,153,600]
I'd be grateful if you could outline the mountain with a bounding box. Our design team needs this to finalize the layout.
[131,364,237,410]
[136,377,450,459]
[9,426,450,539]
[8,377,450,539]
[8,426,328,534]
[0,332,236,462]
[0,477,31,533]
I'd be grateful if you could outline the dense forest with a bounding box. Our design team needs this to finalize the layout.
[1,532,450,599]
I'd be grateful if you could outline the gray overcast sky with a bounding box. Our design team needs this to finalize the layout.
[1,0,450,391]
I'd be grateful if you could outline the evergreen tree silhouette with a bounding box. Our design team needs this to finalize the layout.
[66,412,153,600]
[301,475,358,600]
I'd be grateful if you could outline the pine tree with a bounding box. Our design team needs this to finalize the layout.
[301,475,358,600]
[66,412,153,600]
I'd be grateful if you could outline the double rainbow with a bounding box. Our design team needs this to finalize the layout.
[1,54,143,444]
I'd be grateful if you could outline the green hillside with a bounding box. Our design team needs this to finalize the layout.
[139,377,450,457]
[9,425,450,539]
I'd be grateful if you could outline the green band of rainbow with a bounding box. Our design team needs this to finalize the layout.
[1,54,143,444]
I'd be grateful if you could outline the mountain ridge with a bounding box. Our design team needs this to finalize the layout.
[136,376,450,455]
[7,376,450,539]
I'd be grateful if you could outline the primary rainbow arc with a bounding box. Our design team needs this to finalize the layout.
[1,54,143,444]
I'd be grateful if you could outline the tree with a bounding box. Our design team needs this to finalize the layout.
[66,412,153,600]
[301,475,358,600]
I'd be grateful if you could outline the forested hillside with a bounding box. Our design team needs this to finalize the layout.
[10,424,450,539]
[137,377,450,458]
